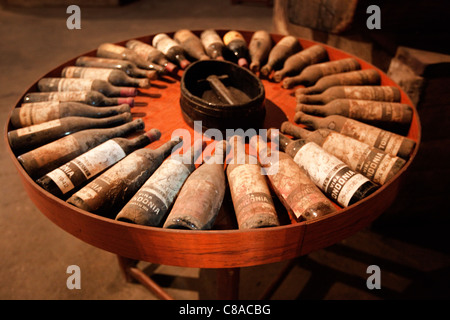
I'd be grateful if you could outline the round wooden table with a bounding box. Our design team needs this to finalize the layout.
[4,30,421,300]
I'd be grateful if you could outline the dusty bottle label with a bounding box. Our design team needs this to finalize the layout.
[65,67,113,81]
[347,100,406,123]
[125,158,191,218]
[56,78,94,92]
[128,42,155,58]
[340,119,403,156]
[293,142,370,206]
[47,91,88,102]
[321,132,399,185]
[102,44,126,55]
[45,140,126,194]
[18,101,60,127]
[15,119,61,137]
[228,164,276,221]
[174,30,194,43]
[343,86,397,101]
[269,157,331,219]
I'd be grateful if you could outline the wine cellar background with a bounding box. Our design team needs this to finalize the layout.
[1,0,449,300]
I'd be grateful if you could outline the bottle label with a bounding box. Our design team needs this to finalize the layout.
[45,140,126,194]
[124,158,191,217]
[223,31,245,45]
[228,164,275,215]
[65,67,113,81]
[268,157,332,219]
[348,100,406,123]
[18,101,60,127]
[15,119,61,137]
[340,119,403,157]
[343,86,396,101]
[128,42,155,59]
[57,79,94,92]
[293,142,370,206]
[46,167,76,194]
[47,91,88,102]
[71,152,144,209]
[321,132,399,185]
[102,44,126,55]
[174,30,194,43]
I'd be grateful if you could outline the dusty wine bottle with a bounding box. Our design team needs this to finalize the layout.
[36,129,161,198]
[296,99,413,126]
[96,43,166,74]
[75,56,158,79]
[295,69,381,95]
[125,39,178,74]
[260,35,301,77]
[115,139,206,226]
[174,29,210,61]
[23,91,135,107]
[61,66,150,88]
[223,30,249,68]
[152,33,191,69]
[66,137,182,216]
[283,58,361,89]
[226,135,280,229]
[294,111,416,159]
[163,140,228,230]
[296,86,402,105]
[249,135,337,222]
[248,30,272,73]
[10,101,130,128]
[8,112,132,153]
[37,77,137,97]
[17,118,144,179]
[270,130,379,207]
[200,29,225,60]
[280,122,406,185]
[272,44,328,83]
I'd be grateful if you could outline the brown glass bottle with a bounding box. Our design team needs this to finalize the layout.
[223,30,249,68]
[296,86,402,105]
[249,135,337,222]
[96,43,166,74]
[36,129,161,198]
[152,33,191,69]
[283,58,361,89]
[8,112,132,153]
[200,29,226,60]
[281,122,406,185]
[17,118,144,179]
[260,35,301,77]
[248,30,272,73]
[226,135,280,229]
[67,137,182,217]
[62,66,150,88]
[125,39,178,74]
[272,44,328,83]
[296,99,413,126]
[174,29,210,61]
[22,91,135,107]
[10,101,130,128]
[294,111,416,159]
[163,140,228,230]
[75,56,158,79]
[37,78,137,97]
[115,139,206,226]
[270,130,379,207]
[295,69,381,95]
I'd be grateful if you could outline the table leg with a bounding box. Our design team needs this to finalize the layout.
[117,255,174,300]
[217,267,240,300]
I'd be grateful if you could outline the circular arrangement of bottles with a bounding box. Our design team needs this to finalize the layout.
[7,29,418,232]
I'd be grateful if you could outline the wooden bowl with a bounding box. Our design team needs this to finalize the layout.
[180,59,266,133]
[4,30,421,269]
